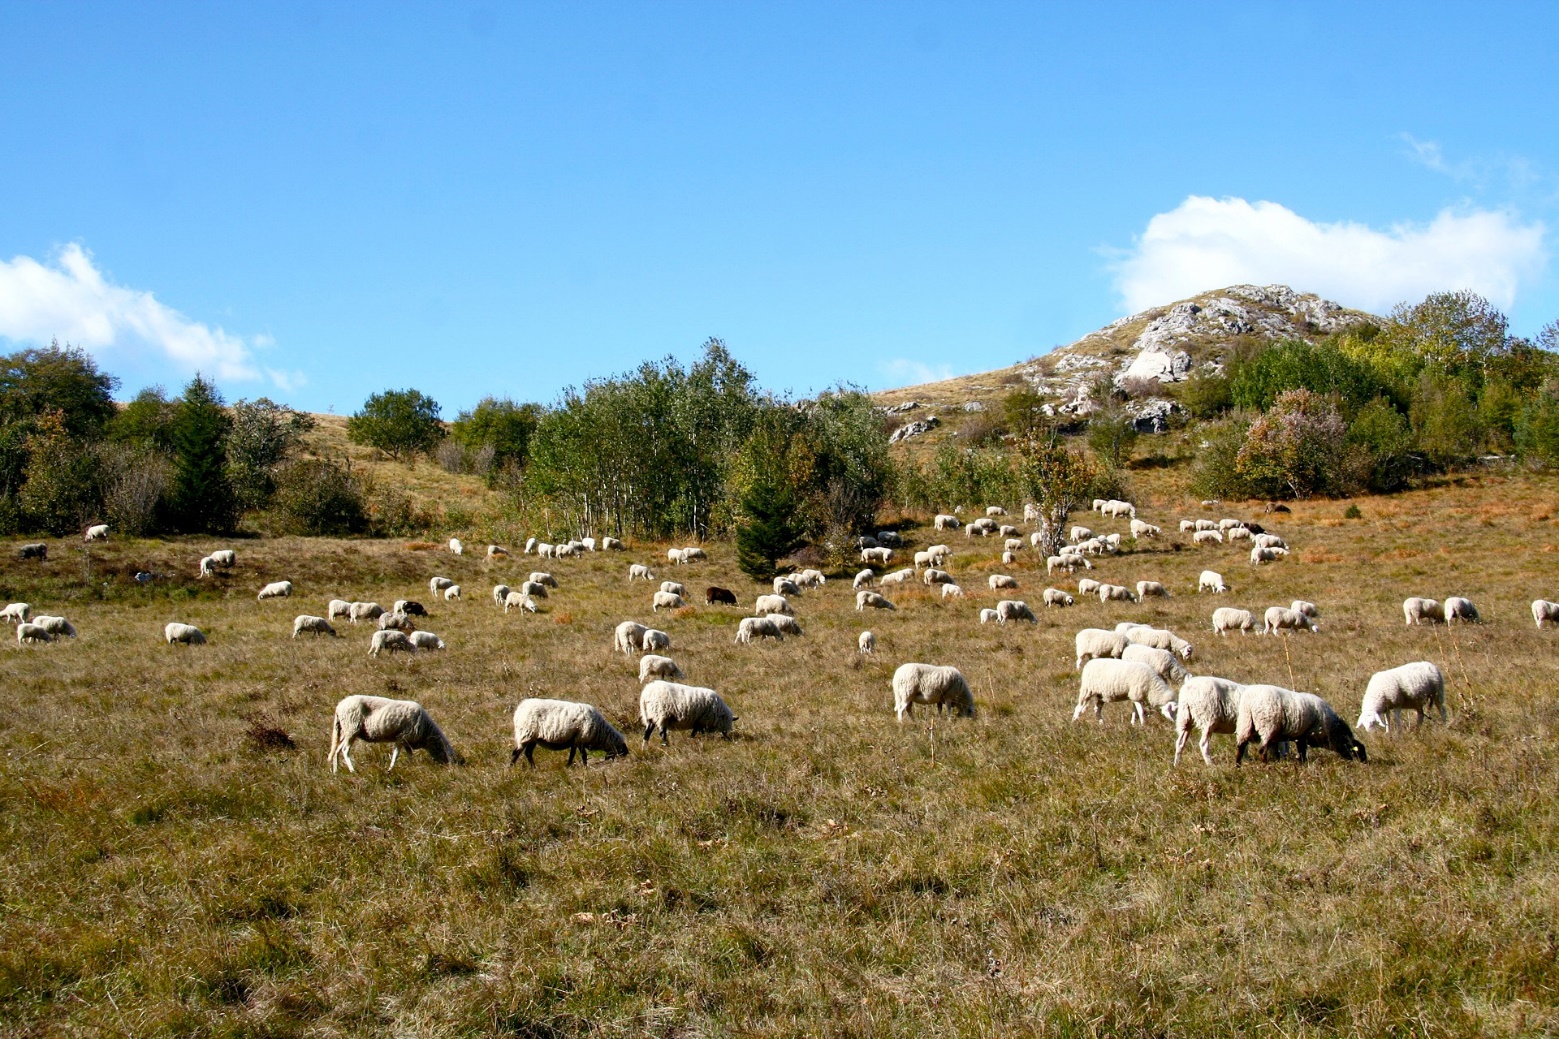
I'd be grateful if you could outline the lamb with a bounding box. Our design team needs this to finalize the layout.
[1249,546,1288,565]
[449,538,464,555]
[17,542,46,561]
[1043,588,1074,608]
[1212,607,1255,635]
[640,681,736,744]
[0,603,29,624]
[940,583,965,599]
[1358,661,1446,733]
[369,629,416,657]
[503,591,538,614]
[429,577,455,595]
[996,599,1036,624]
[1291,600,1319,620]
[518,580,548,600]
[856,591,896,611]
[754,593,792,616]
[979,608,998,624]
[329,695,455,772]
[1098,583,1137,603]
[1130,519,1160,538]
[1534,600,1559,629]
[602,536,625,551]
[922,568,954,586]
[1199,571,1228,594]
[378,611,415,633]
[1263,606,1318,635]
[394,600,428,616]
[1235,684,1366,764]
[639,654,684,681]
[858,630,875,653]
[1122,643,1189,685]
[1072,658,1175,724]
[615,621,648,653]
[1444,597,1479,624]
[989,574,1019,591]
[511,698,628,766]
[164,622,205,645]
[1174,675,1245,765]
[1078,578,1101,597]
[487,544,509,558]
[705,586,737,606]
[350,601,384,623]
[629,564,654,582]
[17,622,52,645]
[1403,597,1443,626]
[879,568,915,586]
[257,581,293,600]
[33,616,76,638]
[766,613,804,636]
[735,616,784,643]
[773,577,802,596]
[408,631,446,650]
[1123,626,1194,660]
[85,523,109,541]
[642,628,670,653]
[862,547,892,565]
[1137,581,1169,599]
[934,514,961,530]
[292,615,337,638]
[444,585,461,601]
[1075,628,1129,669]
[1193,530,1224,545]
[530,572,559,588]
[892,663,975,721]
[853,569,875,589]
[491,585,511,608]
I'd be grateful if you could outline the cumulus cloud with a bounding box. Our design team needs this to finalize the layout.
[0,243,278,384]
[1111,196,1547,315]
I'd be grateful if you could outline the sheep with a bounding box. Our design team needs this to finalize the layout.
[429,576,455,596]
[706,586,737,606]
[164,622,205,645]
[682,547,708,563]
[555,543,578,558]
[1174,675,1245,765]
[934,514,961,530]
[639,654,684,681]
[1263,606,1317,635]
[206,549,236,569]
[1047,555,1085,575]
[986,505,1006,517]
[667,548,686,564]
[292,615,337,638]
[408,631,445,651]
[856,591,896,611]
[1193,529,1224,545]
[965,519,996,538]
[989,574,1019,591]
[1403,597,1443,626]
[199,555,217,577]
[1098,583,1137,603]
[1100,499,1136,519]
[853,569,875,590]
[979,608,999,624]
[329,695,455,772]
[449,538,464,555]
[1227,526,1252,542]
[0,603,30,624]
[33,616,76,638]
[1534,600,1559,629]
[1212,607,1255,635]
[940,583,964,599]
[85,523,109,541]
[1194,519,1217,532]
[394,600,428,617]
[1252,534,1287,550]
[487,544,509,558]
[581,537,597,552]
[510,698,628,767]
[862,547,892,565]
[491,584,511,607]
[629,564,654,582]
[773,577,802,597]
[892,663,974,721]
[602,536,624,551]
[378,611,415,633]
[444,585,461,601]
[1249,546,1288,565]
[17,542,46,561]
[322,599,351,621]
[514,581,546,601]
[1043,588,1074,608]
[1217,518,1243,531]
[18,622,54,644]
[350,601,385,623]
[859,630,875,653]
[1072,658,1174,724]
[1002,551,1017,565]
[1030,531,1045,548]
[1075,628,1129,669]
[1235,684,1366,764]
[640,681,736,744]
[754,593,792,616]
[913,551,932,569]
[877,531,904,547]
[615,621,648,653]
[1004,537,1024,553]
[524,537,537,553]
[369,629,416,657]
[1137,581,1169,600]
[996,599,1036,624]
[927,544,953,565]
[880,568,915,586]
[503,591,537,614]
[1291,600,1319,620]
[529,572,559,589]
[1199,570,1228,594]
[857,535,880,550]
[1130,519,1160,539]
[1075,579,1099,598]
[735,616,784,643]
[1024,503,1040,522]
[257,581,293,600]
[1444,597,1479,624]
[1179,520,1196,533]
[767,613,804,636]
[642,628,670,653]
[920,568,955,587]
[1122,643,1189,685]
[1123,625,1194,660]
[998,525,1020,538]
[537,543,556,558]
[1358,661,1446,733]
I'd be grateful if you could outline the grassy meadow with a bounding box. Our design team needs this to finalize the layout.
[2,469,1559,1037]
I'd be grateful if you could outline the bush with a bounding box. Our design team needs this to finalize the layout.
[1086,407,1138,469]
[1189,418,1255,501]
[270,460,369,536]
[1515,387,1559,466]
[1179,370,1232,419]
[1345,398,1416,493]
[99,444,171,535]
[1235,389,1353,499]
[347,389,445,462]
[18,414,102,535]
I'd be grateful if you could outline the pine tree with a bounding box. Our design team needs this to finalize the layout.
[735,476,805,580]
[168,375,236,533]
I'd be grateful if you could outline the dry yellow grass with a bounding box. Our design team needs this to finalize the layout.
[2,470,1559,1036]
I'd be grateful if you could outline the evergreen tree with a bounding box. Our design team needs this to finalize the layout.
[167,375,236,532]
[735,476,805,580]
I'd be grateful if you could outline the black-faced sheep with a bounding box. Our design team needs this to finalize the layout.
[1235,685,1366,764]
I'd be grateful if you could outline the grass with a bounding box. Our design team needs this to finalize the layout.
[2,469,1559,1036]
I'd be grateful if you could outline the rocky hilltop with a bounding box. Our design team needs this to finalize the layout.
[877,284,1379,445]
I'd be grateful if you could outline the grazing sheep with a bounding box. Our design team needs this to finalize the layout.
[735,616,784,643]
[257,581,293,600]
[892,663,974,721]
[1252,534,1287,550]
[85,524,109,541]
[1264,606,1318,635]
[1123,625,1194,660]
[642,628,670,653]
[1100,499,1136,519]
[1249,546,1288,565]
[1403,597,1443,626]
[1122,643,1189,685]
[1130,519,1160,538]
[767,613,804,636]
[926,544,953,565]
[1075,628,1129,669]
[487,545,509,558]
[1077,578,1100,598]
[1217,518,1244,531]
[706,586,738,606]
[429,577,455,595]
[1174,675,1245,765]
[329,695,455,772]
[1199,570,1228,594]
[913,551,933,569]
[602,536,625,551]
[853,569,875,590]
[934,514,961,530]
[941,583,965,599]
[164,622,205,645]
[1358,661,1446,733]
[1098,583,1137,603]
[1179,520,1196,533]
[1072,658,1175,724]
[18,543,47,560]
[682,547,708,563]
[444,585,461,601]
[1444,597,1479,624]
[394,600,428,617]
[862,546,893,565]
[1030,531,1045,548]
[754,593,792,616]
[520,581,549,600]
[615,621,648,653]
[407,631,445,650]
[999,525,1019,538]
[529,572,558,588]
[880,568,915,586]
[555,543,579,558]
[449,538,464,555]
[1291,600,1319,619]
[17,620,58,645]
[0,603,30,624]
[859,630,875,653]
[639,654,684,681]
[350,601,385,623]
[1212,607,1255,635]
[1043,588,1074,608]
[491,585,511,607]
[986,505,1006,517]
[965,519,997,538]
[629,564,654,582]
[996,599,1036,624]
[773,577,802,597]
[1002,550,1017,565]
[667,548,686,564]
[1534,599,1559,629]
[1235,685,1366,764]
[377,611,415,633]
[640,681,736,744]
[369,629,415,657]
[921,568,953,587]
[1194,519,1217,532]
[989,574,1019,591]
[876,530,903,547]
[856,591,896,611]
[857,535,880,551]
[1137,581,1169,600]
[1070,526,1094,543]
[503,591,537,614]
[1227,526,1252,541]
[1004,537,1024,553]
[524,537,537,553]
[1193,530,1224,545]
[200,555,218,577]
[1047,555,1085,575]
[326,599,352,620]
[537,543,555,558]
[33,616,75,638]
[292,615,337,638]
[979,608,999,624]
[511,698,628,766]
[581,538,598,552]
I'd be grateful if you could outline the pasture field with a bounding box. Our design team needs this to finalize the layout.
[3,472,1559,1037]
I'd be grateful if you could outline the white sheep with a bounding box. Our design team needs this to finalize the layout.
[349,601,384,624]
[511,698,627,766]
[941,583,965,600]
[979,608,998,624]
[985,505,1006,517]
[754,593,792,616]
[856,591,896,611]
[767,613,804,636]
[658,580,687,598]
[1444,597,1479,624]
[377,610,414,632]
[449,538,464,555]
[1534,600,1559,629]
[1122,643,1189,685]
[862,547,892,565]
[858,630,875,653]
[773,577,802,596]
[602,536,625,551]
[1004,537,1023,553]
[1071,526,1094,543]
[1235,684,1366,764]
[1043,588,1074,608]
[1249,546,1287,565]
[327,599,352,620]
[926,544,953,565]
[996,599,1036,624]
[581,537,597,552]
[629,564,654,582]
[735,616,784,643]
[503,591,537,614]
[393,599,427,617]
[639,654,684,681]
[164,622,205,645]
[33,616,76,638]
[404,631,443,650]
[1136,581,1168,599]
[1263,606,1317,635]
[989,574,1018,591]
[934,514,961,530]
[537,543,556,558]
[1130,519,1160,538]
[1075,628,1129,669]
[681,547,708,563]
[530,572,559,588]
[444,585,461,601]
[1252,534,1287,550]
[17,622,52,645]
[913,550,932,569]
[1199,570,1228,594]
[1078,578,1101,597]
[880,569,915,586]
[329,695,455,772]
[1030,531,1045,549]
[999,524,1019,538]
[1193,529,1224,545]
[1174,675,1245,765]
[292,615,337,638]
[429,577,455,595]
[1403,597,1443,626]
[487,544,509,558]
[0,603,30,624]
[1212,607,1255,635]
[853,569,875,589]
[640,680,735,744]
[85,523,109,541]
[1047,555,1084,575]
[642,628,670,653]
[1179,520,1196,533]
[517,580,548,600]
[1194,519,1218,532]
[1291,600,1319,620]
[257,581,293,600]
[965,519,996,539]
[1098,583,1137,603]
[1072,658,1174,724]
[920,568,952,587]
[615,621,648,653]
[1227,526,1252,542]
[892,663,974,721]
[524,537,537,553]
[1358,661,1446,733]
[555,543,579,558]
[368,630,415,657]
[491,585,511,607]
[1122,625,1194,660]
[1217,518,1243,531]
[1001,551,1017,565]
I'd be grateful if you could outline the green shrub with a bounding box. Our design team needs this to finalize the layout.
[1188,418,1255,501]
[1514,387,1559,466]
[1345,397,1416,493]
[270,459,368,536]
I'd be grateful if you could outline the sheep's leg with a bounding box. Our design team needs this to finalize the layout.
[509,747,522,767]
[567,746,577,766]
[642,723,655,747]
[1199,730,1216,766]
[1295,739,1308,763]
[1235,739,1250,765]
[341,740,357,773]
[388,745,399,771]
[1173,727,1189,766]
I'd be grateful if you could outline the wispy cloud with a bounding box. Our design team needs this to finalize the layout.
[0,243,290,386]
[1111,195,1547,314]
[879,357,956,387]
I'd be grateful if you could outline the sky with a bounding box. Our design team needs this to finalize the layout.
[1,2,1556,414]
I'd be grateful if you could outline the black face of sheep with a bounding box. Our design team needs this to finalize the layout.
[400,601,428,616]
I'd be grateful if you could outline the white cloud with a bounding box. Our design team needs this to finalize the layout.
[1112,196,1547,315]
[0,243,273,383]
[879,357,956,387]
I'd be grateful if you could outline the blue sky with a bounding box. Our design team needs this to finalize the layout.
[1,2,1555,414]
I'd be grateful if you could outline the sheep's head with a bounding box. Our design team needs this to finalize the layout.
[1327,718,1367,762]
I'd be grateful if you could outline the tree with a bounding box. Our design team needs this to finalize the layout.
[735,475,806,580]
[451,397,541,483]
[1013,426,1094,557]
[1087,406,1139,469]
[0,341,119,437]
[227,398,314,511]
[347,389,445,461]
[1235,389,1350,499]
[1344,397,1415,493]
[18,410,102,535]
[110,387,178,451]
[166,376,236,533]
[1383,290,1510,380]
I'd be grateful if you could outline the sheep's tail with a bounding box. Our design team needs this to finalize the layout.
[328,712,342,766]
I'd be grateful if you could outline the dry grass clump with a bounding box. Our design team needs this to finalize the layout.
[1,470,1558,1035]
